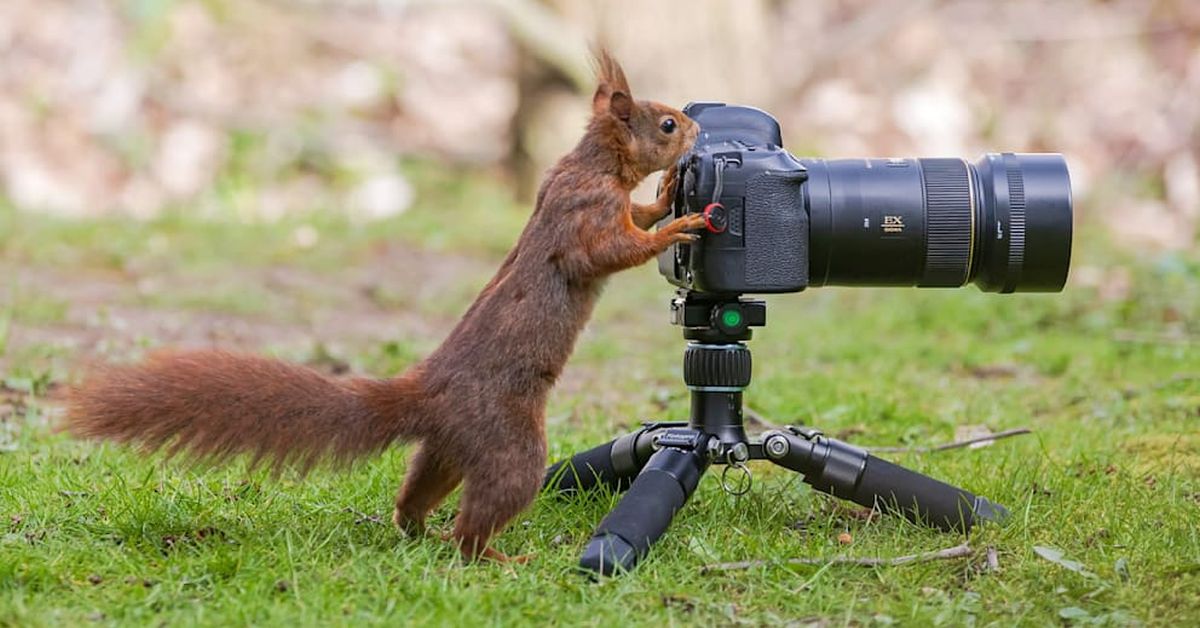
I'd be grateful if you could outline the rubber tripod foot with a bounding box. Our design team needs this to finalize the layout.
[972,496,1010,526]
[578,533,638,576]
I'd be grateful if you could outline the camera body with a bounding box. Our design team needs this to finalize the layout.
[658,102,811,294]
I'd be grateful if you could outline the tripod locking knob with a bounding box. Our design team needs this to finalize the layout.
[683,343,752,389]
[764,433,790,458]
[712,303,745,334]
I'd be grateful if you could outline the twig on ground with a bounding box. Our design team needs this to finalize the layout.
[344,507,385,525]
[738,410,1031,453]
[701,542,973,573]
[869,428,1033,454]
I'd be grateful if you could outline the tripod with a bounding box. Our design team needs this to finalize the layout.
[543,292,1008,576]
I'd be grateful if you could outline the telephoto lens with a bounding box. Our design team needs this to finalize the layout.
[803,153,1073,293]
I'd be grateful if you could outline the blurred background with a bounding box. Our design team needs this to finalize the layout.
[1,0,1198,390]
[3,0,1197,244]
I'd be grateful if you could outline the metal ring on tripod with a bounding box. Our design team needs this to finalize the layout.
[720,461,752,496]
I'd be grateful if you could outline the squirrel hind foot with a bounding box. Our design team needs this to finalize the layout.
[392,508,428,538]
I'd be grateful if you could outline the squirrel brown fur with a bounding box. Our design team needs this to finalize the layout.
[66,50,705,562]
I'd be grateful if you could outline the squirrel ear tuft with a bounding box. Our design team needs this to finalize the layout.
[591,47,634,121]
[593,48,632,96]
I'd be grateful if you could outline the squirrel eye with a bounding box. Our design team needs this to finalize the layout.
[659,117,677,134]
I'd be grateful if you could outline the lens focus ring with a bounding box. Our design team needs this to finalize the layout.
[1004,157,1027,292]
[919,159,973,287]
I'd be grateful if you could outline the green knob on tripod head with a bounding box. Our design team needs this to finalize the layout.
[715,305,744,333]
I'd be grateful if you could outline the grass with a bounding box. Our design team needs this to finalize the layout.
[1,174,1198,625]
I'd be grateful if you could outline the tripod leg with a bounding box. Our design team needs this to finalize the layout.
[543,424,670,494]
[762,428,1008,531]
[578,443,710,576]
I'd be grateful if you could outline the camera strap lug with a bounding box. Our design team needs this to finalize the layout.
[712,155,728,203]
[702,156,739,234]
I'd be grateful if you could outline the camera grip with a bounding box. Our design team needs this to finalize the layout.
[743,171,808,291]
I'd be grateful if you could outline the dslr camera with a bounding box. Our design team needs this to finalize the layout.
[658,102,1073,295]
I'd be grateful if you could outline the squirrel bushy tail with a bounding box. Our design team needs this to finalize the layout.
[66,350,425,472]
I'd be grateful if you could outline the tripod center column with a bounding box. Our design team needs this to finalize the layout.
[683,342,752,447]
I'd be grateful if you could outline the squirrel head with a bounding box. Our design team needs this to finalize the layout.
[589,50,698,186]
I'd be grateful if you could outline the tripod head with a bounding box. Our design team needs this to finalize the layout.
[670,290,765,343]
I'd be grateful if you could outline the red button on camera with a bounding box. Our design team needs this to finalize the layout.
[703,203,728,234]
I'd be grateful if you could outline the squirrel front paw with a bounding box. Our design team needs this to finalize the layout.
[634,167,681,228]
[663,213,707,233]
[668,232,700,245]
[658,213,707,246]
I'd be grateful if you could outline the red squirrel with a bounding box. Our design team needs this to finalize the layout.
[66,51,705,562]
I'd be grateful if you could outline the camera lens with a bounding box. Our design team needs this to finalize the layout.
[969,153,1073,292]
[804,153,1072,292]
